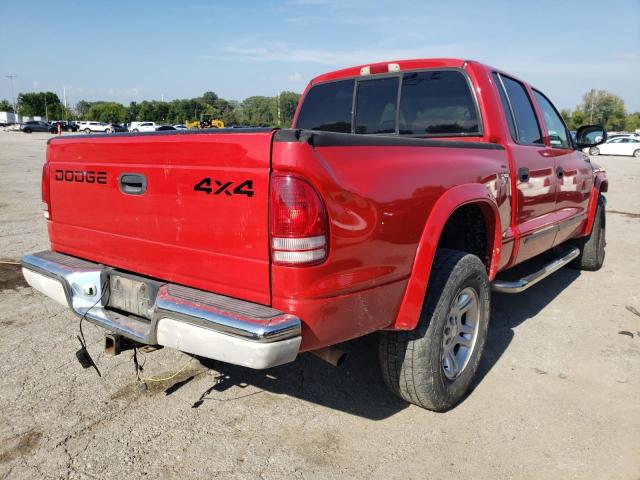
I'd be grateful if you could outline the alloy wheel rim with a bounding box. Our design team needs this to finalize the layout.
[442,287,480,379]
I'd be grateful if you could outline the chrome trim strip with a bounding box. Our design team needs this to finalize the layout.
[492,247,580,293]
[21,251,301,346]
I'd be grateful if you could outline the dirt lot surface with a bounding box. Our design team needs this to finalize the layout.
[1,132,639,479]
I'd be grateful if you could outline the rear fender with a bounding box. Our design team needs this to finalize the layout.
[582,170,608,237]
[388,183,501,331]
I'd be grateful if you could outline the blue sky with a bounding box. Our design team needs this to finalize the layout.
[1,0,639,111]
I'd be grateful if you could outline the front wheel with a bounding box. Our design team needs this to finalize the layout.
[132,129,139,133]
[379,249,490,411]
[23,128,32,134]
[570,194,606,271]
[84,128,90,133]
[589,146,600,155]
[633,149,640,158]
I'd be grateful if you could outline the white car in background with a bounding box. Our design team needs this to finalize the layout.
[588,136,640,157]
[129,122,157,132]
[78,121,111,133]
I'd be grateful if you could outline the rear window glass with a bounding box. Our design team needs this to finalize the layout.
[295,79,354,133]
[399,71,480,135]
[355,77,399,134]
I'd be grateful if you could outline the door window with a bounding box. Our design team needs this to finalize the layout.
[533,90,570,149]
[499,75,543,145]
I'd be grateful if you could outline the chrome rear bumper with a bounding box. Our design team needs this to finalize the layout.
[21,251,301,369]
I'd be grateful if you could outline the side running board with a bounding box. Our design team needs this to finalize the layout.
[492,247,580,294]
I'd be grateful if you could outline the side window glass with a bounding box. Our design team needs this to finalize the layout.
[493,73,517,140]
[533,90,570,149]
[500,75,543,145]
[295,79,355,133]
[355,77,399,134]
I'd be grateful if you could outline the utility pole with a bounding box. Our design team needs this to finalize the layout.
[5,74,17,114]
[63,86,67,121]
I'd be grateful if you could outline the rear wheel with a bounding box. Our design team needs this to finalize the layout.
[634,149,640,158]
[84,128,90,133]
[571,194,606,271]
[379,249,490,411]
[24,128,32,134]
[133,129,139,133]
[589,146,600,155]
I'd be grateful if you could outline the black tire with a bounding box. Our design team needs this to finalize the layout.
[133,128,139,133]
[589,146,600,155]
[84,128,90,134]
[634,149,640,158]
[379,249,490,411]
[24,128,32,134]
[570,194,606,271]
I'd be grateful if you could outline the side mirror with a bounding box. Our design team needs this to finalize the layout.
[575,125,607,148]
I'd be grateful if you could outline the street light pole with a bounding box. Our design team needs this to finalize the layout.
[5,74,17,114]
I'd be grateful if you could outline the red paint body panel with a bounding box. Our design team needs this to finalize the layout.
[44,58,607,353]
[47,132,274,305]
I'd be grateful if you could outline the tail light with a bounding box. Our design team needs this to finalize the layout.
[270,175,328,265]
[42,162,51,219]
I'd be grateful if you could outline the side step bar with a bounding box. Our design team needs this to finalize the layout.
[492,247,580,294]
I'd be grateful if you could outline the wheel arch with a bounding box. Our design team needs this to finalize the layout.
[389,183,501,331]
[582,171,608,237]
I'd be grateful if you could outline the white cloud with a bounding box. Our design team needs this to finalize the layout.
[216,42,462,67]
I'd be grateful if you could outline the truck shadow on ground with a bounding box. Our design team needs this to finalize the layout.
[196,260,580,419]
[473,264,581,390]
[197,333,408,420]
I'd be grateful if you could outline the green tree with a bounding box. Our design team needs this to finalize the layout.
[87,102,127,123]
[624,112,640,132]
[76,100,93,119]
[579,89,626,131]
[17,92,62,118]
[0,99,15,112]
[201,91,219,105]
[237,96,277,126]
[277,91,301,127]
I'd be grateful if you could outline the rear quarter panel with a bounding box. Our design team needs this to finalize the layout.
[271,133,510,350]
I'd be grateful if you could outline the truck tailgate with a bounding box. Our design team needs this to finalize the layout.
[46,130,275,305]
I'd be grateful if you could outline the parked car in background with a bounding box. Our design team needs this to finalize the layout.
[173,124,187,130]
[589,136,640,157]
[20,120,52,133]
[79,122,111,133]
[129,122,157,132]
[156,125,176,131]
[50,121,79,132]
[107,123,128,133]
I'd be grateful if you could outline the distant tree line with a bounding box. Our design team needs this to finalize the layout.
[1,91,302,127]
[560,89,640,132]
[5,88,638,132]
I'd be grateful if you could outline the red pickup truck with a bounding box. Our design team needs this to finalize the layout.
[22,58,608,411]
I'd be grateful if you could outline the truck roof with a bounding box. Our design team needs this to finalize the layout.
[310,58,471,84]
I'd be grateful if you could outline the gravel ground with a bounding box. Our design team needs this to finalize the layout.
[1,131,639,479]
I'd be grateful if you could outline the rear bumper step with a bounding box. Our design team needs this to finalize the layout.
[491,247,580,293]
[21,251,301,369]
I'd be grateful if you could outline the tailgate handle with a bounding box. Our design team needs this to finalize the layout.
[119,173,147,195]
